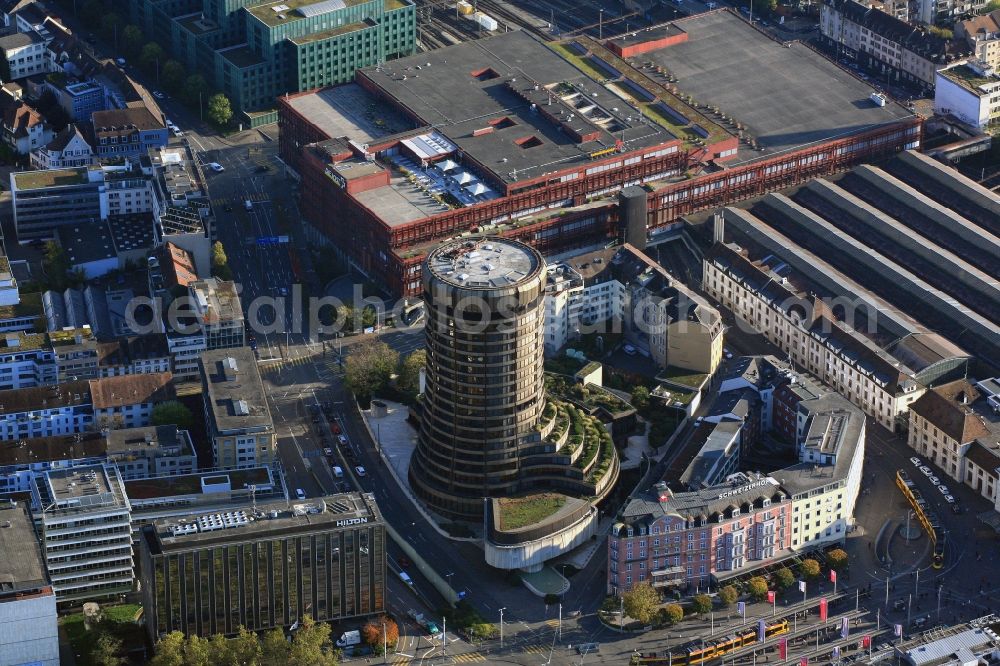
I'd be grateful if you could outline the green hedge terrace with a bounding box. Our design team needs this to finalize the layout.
[497,493,568,531]
[587,429,616,485]
[545,373,632,415]
[549,36,729,149]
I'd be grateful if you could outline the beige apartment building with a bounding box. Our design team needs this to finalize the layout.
[703,244,968,432]
[907,379,1000,510]
[957,10,1000,70]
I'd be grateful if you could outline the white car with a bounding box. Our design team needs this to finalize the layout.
[910,457,922,466]
[919,466,932,476]
[171,126,183,137]
[152,90,165,99]
[355,466,366,477]
[207,162,224,172]
[338,434,349,445]
[944,494,956,504]
[938,485,949,495]
[623,344,637,355]
[928,476,940,485]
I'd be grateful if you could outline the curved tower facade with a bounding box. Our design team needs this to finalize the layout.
[409,238,547,519]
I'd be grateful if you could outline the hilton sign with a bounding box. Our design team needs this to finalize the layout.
[717,479,769,501]
[336,517,369,528]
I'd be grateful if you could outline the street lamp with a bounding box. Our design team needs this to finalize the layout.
[499,607,506,649]
[599,9,604,40]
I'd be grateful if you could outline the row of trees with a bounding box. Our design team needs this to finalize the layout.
[618,549,849,625]
[70,0,233,127]
[151,618,338,666]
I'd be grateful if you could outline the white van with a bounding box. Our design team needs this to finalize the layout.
[399,572,414,587]
[332,466,344,478]
[244,199,253,211]
[295,488,306,500]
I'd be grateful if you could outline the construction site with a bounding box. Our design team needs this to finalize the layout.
[279,9,921,296]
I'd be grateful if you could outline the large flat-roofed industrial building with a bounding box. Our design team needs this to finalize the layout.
[139,493,386,640]
[279,10,920,297]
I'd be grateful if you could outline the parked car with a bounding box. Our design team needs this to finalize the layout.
[910,457,922,466]
[919,466,932,476]
[355,466,366,477]
[951,502,961,513]
[623,344,637,355]
[928,476,940,485]
[207,162,225,172]
[944,494,956,504]
[152,90,166,99]
[938,485,949,495]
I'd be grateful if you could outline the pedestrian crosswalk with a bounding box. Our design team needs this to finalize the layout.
[388,656,411,665]
[522,644,547,655]
[544,619,560,629]
[450,652,486,663]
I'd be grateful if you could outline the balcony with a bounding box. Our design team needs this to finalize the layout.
[650,565,685,588]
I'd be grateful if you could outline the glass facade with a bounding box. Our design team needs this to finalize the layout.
[143,521,385,638]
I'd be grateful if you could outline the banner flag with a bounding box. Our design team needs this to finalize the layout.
[738,601,746,615]
[779,638,788,660]
[799,580,807,593]
[830,569,837,583]
[841,616,850,639]
[862,635,872,648]
[819,597,828,621]
[768,590,776,604]
[758,619,766,643]
[895,623,903,637]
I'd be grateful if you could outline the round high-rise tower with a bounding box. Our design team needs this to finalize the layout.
[409,238,547,519]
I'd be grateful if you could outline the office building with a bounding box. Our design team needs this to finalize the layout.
[92,107,168,159]
[139,493,386,639]
[53,80,107,123]
[0,331,56,391]
[200,349,275,469]
[935,60,1000,129]
[281,15,920,297]
[0,426,197,495]
[90,371,175,430]
[10,166,107,240]
[907,378,1000,513]
[126,0,415,122]
[0,381,93,441]
[0,500,59,666]
[33,465,134,604]
[411,238,550,519]
[189,278,245,351]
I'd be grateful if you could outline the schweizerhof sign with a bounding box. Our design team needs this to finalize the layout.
[717,479,770,501]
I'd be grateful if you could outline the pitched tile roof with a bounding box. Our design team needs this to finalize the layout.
[909,379,989,444]
[88,371,175,409]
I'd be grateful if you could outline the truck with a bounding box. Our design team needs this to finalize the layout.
[336,630,361,647]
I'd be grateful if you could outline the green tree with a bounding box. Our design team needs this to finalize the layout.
[827,548,849,571]
[750,0,776,15]
[691,594,713,614]
[211,241,233,280]
[397,349,426,399]
[799,559,821,580]
[42,240,71,291]
[774,567,796,590]
[122,24,143,56]
[984,0,1000,12]
[207,93,233,127]
[162,59,186,93]
[229,626,262,666]
[718,585,739,607]
[622,582,660,625]
[206,634,235,664]
[91,634,125,666]
[182,635,211,666]
[661,603,684,625]
[80,0,104,28]
[150,632,186,666]
[260,627,289,665]
[100,12,122,43]
[151,400,194,429]
[140,42,164,73]
[631,386,650,410]
[183,74,210,107]
[344,340,399,402]
[747,576,769,601]
[288,616,337,666]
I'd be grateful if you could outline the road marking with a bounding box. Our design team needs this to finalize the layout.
[450,653,485,663]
